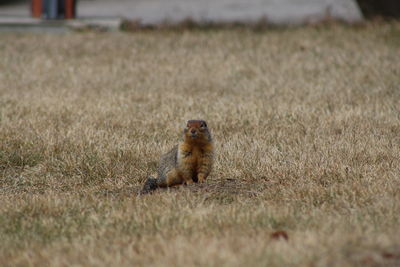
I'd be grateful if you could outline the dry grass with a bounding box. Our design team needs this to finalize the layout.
[0,22,400,266]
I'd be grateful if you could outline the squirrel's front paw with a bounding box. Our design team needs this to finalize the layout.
[197,174,207,183]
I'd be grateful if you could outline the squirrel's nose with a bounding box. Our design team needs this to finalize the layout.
[190,129,196,134]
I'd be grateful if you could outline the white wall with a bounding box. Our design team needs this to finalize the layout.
[78,0,363,24]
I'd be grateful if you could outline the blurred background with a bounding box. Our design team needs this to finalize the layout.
[0,0,398,32]
[356,0,400,18]
[0,0,398,26]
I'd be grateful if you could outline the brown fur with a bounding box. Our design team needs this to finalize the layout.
[141,120,214,193]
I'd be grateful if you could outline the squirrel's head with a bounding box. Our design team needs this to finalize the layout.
[183,120,210,142]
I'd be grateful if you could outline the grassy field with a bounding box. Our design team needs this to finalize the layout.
[0,22,399,266]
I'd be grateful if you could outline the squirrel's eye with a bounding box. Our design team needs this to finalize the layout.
[201,122,207,128]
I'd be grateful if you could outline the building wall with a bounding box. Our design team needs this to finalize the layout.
[78,0,363,24]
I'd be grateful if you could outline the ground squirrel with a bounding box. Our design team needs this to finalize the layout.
[141,120,214,194]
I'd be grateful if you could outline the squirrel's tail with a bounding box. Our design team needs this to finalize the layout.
[141,176,158,194]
